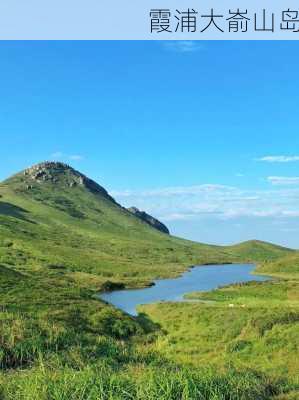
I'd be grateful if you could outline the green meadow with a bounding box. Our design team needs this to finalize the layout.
[0,162,298,399]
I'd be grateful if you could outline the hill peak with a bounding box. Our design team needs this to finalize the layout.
[5,161,114,201]
[24,161,81,182]
[27,161,72,171]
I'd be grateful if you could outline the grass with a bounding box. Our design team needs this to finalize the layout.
[0,267,288,399]
[139,261,299,398]
[256,254,299,279]
[0,162,298,399]
[1,362,283,400]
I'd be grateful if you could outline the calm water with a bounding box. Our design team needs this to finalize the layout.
[99,264,270,316]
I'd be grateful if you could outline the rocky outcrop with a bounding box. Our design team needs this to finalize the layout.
[127,207,169,234]
[20,162,116,203]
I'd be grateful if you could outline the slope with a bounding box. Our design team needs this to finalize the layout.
[0,162,293,290]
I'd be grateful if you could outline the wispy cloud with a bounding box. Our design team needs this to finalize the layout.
[163,41,203,53]
[267,176,299,186]
[111,184,299,222]
[257,155,299,163]
[50,152,84,162]
[69,154,84,161]
[112,184,236,198]
[51,151,64,159]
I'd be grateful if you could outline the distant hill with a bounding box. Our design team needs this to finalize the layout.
[127,206,169,234]
[0,162,294,289]
[256,252,299,279]
[225,240,292,262]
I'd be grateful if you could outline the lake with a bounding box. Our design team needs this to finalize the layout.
[99,263,270,316]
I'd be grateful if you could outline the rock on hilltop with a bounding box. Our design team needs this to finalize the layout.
[4,162,170,233]
[128,206,170,234]
[7,161,116,202]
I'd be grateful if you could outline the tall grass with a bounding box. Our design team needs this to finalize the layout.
[1,363,283,400]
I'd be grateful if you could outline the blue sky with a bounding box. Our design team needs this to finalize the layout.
[1,41,299,248]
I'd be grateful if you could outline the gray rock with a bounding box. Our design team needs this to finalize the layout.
[128,207,169,234]
[21,161,118,204]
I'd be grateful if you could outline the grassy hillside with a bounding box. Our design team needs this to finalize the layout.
[256,253,299,279]
[0,162,297,399]
[2,259,292,400]
[0,162,292,289]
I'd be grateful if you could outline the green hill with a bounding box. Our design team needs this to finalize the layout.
[0,161,293,289]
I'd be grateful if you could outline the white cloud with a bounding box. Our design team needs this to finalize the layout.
[51,151,63,159]
[281,227,299,232]
[163,41,204,53]
[257,155,299,163]
[50,152,84,162]
[111,183,299,222]
[267,176,299,186]
[112,184,235,198]
[69,155,84,161]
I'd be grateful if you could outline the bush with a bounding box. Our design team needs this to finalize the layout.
[100,281,125,292]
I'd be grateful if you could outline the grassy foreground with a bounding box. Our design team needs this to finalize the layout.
[0,162,298,399]
[2,257,295,399]
[140,257,299,399]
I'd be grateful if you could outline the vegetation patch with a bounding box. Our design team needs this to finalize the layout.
[100,280,126,292]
